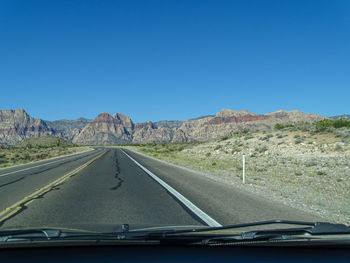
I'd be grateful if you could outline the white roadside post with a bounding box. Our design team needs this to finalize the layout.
[242,154,246,184]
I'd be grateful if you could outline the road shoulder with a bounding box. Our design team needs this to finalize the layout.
[121,147,325,225]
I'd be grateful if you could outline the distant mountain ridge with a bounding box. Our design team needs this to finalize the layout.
[0,108,327,145]
[330,115,350,121]
[46,118,92,141]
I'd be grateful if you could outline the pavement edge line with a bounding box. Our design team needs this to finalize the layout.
[121,149,222,227]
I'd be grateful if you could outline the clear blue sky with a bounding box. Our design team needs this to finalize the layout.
[1,0,349,122]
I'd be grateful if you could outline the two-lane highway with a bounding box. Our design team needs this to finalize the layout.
[0,148,205,229]
[0,148,323,230]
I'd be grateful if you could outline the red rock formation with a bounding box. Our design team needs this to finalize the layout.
[93,112,121,124]
[205,115,269,125]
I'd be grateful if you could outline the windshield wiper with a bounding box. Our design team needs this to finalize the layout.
[139,220,350,245]
[1,221,349,245]
[0,229,62,242]
[143,220,349,235]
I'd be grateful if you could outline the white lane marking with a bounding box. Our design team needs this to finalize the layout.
[121,149,222,227]
[0,149,99,178]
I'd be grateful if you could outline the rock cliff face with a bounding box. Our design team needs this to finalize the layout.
[0,108,326,145]
[113,113,134,134]
[0,109,58,145]
[133,121,172,143]
[205,109,268,125]
[265,110,322,122]
[72,112,133,145]
[154,120,183,129]
[46,118,92,141]
[171,109,324,142]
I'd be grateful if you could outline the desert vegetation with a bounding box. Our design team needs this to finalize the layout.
[130,120,350,224]
[0,136,89,168]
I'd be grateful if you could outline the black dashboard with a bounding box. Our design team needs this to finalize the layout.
[1,244,350,263]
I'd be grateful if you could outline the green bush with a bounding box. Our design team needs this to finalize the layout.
[255,146,268,153]
[295,137,304,144]
[23,153,30,160]
[335,144,343,151]
[231,146,241,153]
[214,145,222,150]
[274,123,294,130]
[260,134,273,141]
[315,119,334,132]
[205,152,211,157]
[244,134,254,140]
[274,123,284,130]
[305,160,317,167]
[314,119,350,132]
[219,135,230,141]
[235,164,243,171]
[333,119,350,128]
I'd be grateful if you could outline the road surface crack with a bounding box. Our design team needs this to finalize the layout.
[111,150,124,191]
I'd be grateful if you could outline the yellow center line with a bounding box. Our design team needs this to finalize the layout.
[0,150,109,225]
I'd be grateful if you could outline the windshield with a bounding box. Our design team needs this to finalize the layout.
[0,0,349,240]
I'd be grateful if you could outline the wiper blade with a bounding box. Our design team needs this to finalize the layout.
[141,220,350,244]
[201,222,350,244]
[1,221,349,244]
[0,229,62,242]
[153,220,350,236]
[308,222,350,235]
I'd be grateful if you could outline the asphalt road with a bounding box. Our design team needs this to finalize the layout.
[0,147,322,230]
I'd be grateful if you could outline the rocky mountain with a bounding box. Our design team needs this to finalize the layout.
[133,121,173,144]
[46,118,92,141]
[113,113,134,134]
[0,108,326,145]
[72,112,133,145]
[154,120,183,129]
[71,112,174,145]
[330,115,350,120]
[171,109,322,142]
[0,109,58,146]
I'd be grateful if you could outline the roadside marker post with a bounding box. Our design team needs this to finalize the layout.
[242,154,246,184]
